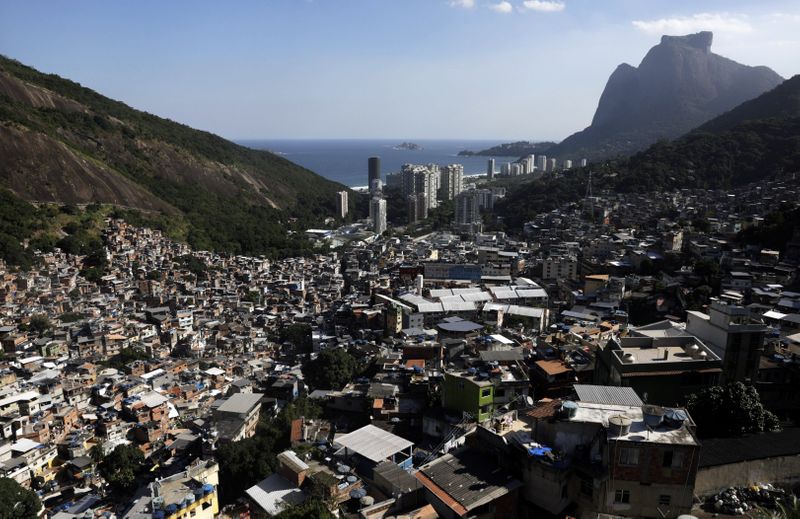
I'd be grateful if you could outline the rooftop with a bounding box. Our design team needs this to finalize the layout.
[416,449,521,513]
[334,424,414,464]
[245,473,306,516]
[215,393,263,414]
[574,384,644,407]
[567,401,697,446]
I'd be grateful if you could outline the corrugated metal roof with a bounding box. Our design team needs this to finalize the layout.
[417,449,521,511]
[574,384,644,407]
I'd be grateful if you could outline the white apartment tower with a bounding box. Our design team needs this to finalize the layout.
[335,190,348,219]
[537,155,548,172]
[439,164,464,201]
[370,197,387,235]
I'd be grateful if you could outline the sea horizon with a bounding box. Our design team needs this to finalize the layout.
[237,138,527,188]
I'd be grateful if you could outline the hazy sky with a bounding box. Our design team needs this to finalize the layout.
[1,0,798,140]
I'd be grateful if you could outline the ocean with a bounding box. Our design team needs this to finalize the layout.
[237,139,518,188]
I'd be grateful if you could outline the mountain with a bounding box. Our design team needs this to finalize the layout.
[457,141,556,158]
[545,31,783,161]
[0,55,350,257]
[495,75,800,230]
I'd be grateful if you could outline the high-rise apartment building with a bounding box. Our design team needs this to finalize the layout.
[370,197,387,235]
[407,193,428,224]
[335,190,348,219]
[537,155,548,172]
[487,158,495,179]
[401,164,438,210]
[368,157,381,194]
[439,164,464,201]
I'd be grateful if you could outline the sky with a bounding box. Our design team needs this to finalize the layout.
[1,1,799,141]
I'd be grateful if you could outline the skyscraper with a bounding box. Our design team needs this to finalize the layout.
[563,159,572,170]
[439,164,464,201]
[402,164,438,210]
[368,157,381,194]
[335,190,348,219]
[580,158,588,167]
[407,193,428,224]
[537,155,547,172]
[487,158,495,179]
[370,197,387,235]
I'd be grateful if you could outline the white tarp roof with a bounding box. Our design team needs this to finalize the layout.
[334,424,413,463]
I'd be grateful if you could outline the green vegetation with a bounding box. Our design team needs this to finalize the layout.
[59,311,84,323]
[0,477,42,518]
[216,398,321,504]
[280,323,313,354]
[497,116,800,231]
[687,382,780,438]
[0,188,43,269]
[98,444,147,494]
[458,140,556,157]
[0,55,351,259]
[27,314,52,336]
[738,204,800,253]
[274,499,335,519]
[302,348,359,390]
[104,347,150,371]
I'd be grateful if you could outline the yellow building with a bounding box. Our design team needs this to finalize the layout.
[153,459,220,519]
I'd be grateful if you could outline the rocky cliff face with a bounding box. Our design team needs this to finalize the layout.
[548,32,784,161]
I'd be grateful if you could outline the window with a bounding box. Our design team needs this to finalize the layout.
[659,494,671,506]
[618,447,639,466]
[614,489,630,504]
[663,450,685,468]
[580,475,593,497]
[481,388,491,398]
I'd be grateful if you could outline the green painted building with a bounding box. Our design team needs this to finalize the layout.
[442,372,495,423]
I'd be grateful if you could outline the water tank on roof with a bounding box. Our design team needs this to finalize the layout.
[608,415,632,437]
[361,496,375,507]
[561,400,578,419]
[664,408,687,428]
[642,405,665,428]
[350,488,367,499]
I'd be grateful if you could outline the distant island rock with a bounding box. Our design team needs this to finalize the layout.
[458,141,557,157]
[394,142,423,151]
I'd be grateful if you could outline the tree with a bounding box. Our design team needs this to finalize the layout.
[99,444,146,494]
[687,382,780,438]
[301,348,358,390]
[280,323,313,354]
[274,499,334,519]
[28,314,51,335]
[89,444,104,463]
[106,347,150,370]
[0,477,42,518]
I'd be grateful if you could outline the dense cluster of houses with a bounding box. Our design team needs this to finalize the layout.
[1,173,799,518]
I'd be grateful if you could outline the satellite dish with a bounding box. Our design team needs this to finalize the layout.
[525,396,534,407]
